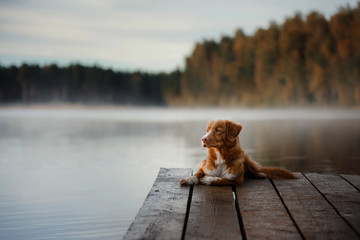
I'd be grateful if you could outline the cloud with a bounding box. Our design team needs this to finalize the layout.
[0,1,208,71]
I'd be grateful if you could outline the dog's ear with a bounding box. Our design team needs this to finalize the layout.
[226,120,242,142]
[206,120,214,132]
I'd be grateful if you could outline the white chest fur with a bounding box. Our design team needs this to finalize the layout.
[204,150,236,180]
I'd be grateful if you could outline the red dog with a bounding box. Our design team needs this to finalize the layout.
[180,119,296,186]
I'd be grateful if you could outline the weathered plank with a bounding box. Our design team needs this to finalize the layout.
[305,173,360,236]
[236,178,302,240]
[273,173,358,240]
[123,168,192,240]
[185,185,241,239]
[341,174,360,192]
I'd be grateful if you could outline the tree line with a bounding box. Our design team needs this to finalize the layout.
[178,3,360,106]
[1,3,359,106]
[0,64,181,105]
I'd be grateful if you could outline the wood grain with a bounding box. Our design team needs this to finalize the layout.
[185,185,241,239]
[123,168,192,240]
[305,173,360,236]
[236,178,302,240]
[273,173,358,240]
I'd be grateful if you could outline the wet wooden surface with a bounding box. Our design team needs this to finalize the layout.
[123,169,360,240]
[185,185,241,239]
[122,168,192,240]
[236,176,301,240]
[305,173,360,236]
[273,173,358,240]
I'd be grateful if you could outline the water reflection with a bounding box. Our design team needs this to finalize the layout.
[241,119,360,174]
[0,108,359,239]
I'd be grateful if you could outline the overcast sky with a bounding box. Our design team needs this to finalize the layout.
[0,0,358,72]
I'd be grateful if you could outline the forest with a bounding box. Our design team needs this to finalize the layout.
[1,3,359,106]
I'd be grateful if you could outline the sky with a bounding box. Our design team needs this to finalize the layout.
[0,0,358,72]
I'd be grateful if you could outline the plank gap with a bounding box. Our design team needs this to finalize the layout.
[181,185,194,240]
[302,173,360,238]
[232,186,247,240]
[269,179,305,240]
[340,175,360,193]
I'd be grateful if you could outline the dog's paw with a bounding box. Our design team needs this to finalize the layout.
[180,176,198,186]
[200,176,220,185]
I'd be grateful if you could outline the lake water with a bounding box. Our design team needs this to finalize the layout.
[0,107,360,239]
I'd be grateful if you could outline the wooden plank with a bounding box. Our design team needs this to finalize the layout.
[341,174,360,192]
[123,168,192,240]
[273,173,358,240]
[185,185,241,239]
[305,173,360,236]
[236,179,301,240]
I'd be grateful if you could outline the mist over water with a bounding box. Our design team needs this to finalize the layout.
[0,107,359,239]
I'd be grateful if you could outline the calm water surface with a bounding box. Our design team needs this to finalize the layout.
[0,107,359,239]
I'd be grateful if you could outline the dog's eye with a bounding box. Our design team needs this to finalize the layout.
[215,129,221,133]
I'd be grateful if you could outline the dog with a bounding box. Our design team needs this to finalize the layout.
[180,119,297,186]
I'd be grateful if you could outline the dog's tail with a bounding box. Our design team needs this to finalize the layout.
[259,167,297,179]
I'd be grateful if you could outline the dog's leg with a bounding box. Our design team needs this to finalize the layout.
[180,161,206,185]
[194,170,205,180]
[245,156,267,179]
[200,165,244,186]
[200,176,238,186]
[251,172,267,179]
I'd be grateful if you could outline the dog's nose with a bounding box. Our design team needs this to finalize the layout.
[202,137,207,143]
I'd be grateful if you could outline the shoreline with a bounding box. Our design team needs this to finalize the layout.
[1,105,360,122]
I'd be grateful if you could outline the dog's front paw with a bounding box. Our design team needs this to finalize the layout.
[180,176,198,186]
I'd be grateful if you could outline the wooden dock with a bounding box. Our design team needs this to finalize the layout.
[123,168,360,240]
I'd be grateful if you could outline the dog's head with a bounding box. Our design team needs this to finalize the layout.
[201,119,242,148]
